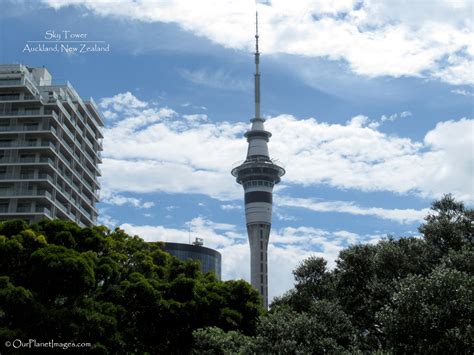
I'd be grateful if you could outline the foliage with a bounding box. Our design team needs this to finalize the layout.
[419,194,473,254]
[252,300,356,354]
[0,219,263,353]
[192,327,253,354]
[377,265,474,354]
[1,194,472,353]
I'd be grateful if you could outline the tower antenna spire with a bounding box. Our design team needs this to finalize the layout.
[254,10,261,119]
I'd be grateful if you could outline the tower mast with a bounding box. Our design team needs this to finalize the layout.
[231,10,285,309]
[254,11,260,119]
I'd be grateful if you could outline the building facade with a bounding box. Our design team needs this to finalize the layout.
[163,240,222,280]
[0,64,103,226]
[231,14,285,308]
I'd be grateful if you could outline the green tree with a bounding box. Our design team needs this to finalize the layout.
[271,256,335,313]
[0,219,263,354]
[192,327,253,354]
[378,266,474,354]
[268,195,473,353]
[253,301,356,354]
[419,193,473,254]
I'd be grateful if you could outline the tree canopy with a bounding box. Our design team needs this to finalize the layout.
[0,220,263,354]
[1,194,472,353]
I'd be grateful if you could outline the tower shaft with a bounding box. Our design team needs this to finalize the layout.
[248,223,270,308]
[231,11,285,309]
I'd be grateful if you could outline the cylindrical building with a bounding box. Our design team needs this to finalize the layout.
[162,241,222,280]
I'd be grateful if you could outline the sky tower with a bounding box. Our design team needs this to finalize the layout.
[231,12,285,309]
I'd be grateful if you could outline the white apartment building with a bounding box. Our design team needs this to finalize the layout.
[0,64,103,226]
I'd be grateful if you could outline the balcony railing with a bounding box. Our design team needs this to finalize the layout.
[0,125,57,133]
[0,189,52,198]
[37,173,54,183]
[55,200,68,213]
[0,94,20,101]
[0,79,22,86]
[0,110,58,120]
[15,205,51,216]
[0,156,55,165]
[0,140,56,149]
[0,173,54,182]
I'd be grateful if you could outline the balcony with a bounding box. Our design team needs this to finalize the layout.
[0,172,53,183]
[0,125,57,134]
[37,173,54,183]
[62,124,75,141]
[57,185,72,201]
[0,110,58,121]
[0,156,55,165]
[46,91,59,103]
[0,189,52,199]
[0,140,56,150]
[0,78,22,86]
[0,156,33,163]
[0,94,20,101]
[55,199,68,213]
[15,205,52,216]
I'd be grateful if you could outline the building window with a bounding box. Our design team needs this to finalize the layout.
[17,202,31,212]
[0,201,9,212]
[24,123,39,131]
[0,94,19,101]
[0,78,21,85]
[0,139,12,147]
[20,154,35,163]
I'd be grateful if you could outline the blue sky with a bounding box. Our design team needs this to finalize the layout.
[1,0,473,301]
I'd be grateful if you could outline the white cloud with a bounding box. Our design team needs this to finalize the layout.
[100,91,148,112]
[347,114,369,127]
[451,89,474,97]
[102,158,242,200]
[101,190,155,209]
[267,115,474,202]
[277,196,428,224]
[97,208,118,228]
[422,118,474,202]
[183,114,208,123]
[346,111,412,129]
[41,0,473,85]
[221,204,242,211]
[180,68,250,91]
[275,211,298,221]
[121,217,242,248]
[99,92,474,204]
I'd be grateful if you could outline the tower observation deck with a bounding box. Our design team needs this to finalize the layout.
[231,12,285,309]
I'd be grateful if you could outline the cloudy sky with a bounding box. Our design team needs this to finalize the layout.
[1,0,473,301]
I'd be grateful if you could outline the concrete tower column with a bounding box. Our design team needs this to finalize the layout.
[231,11,285,309]
[247,223,270,308]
